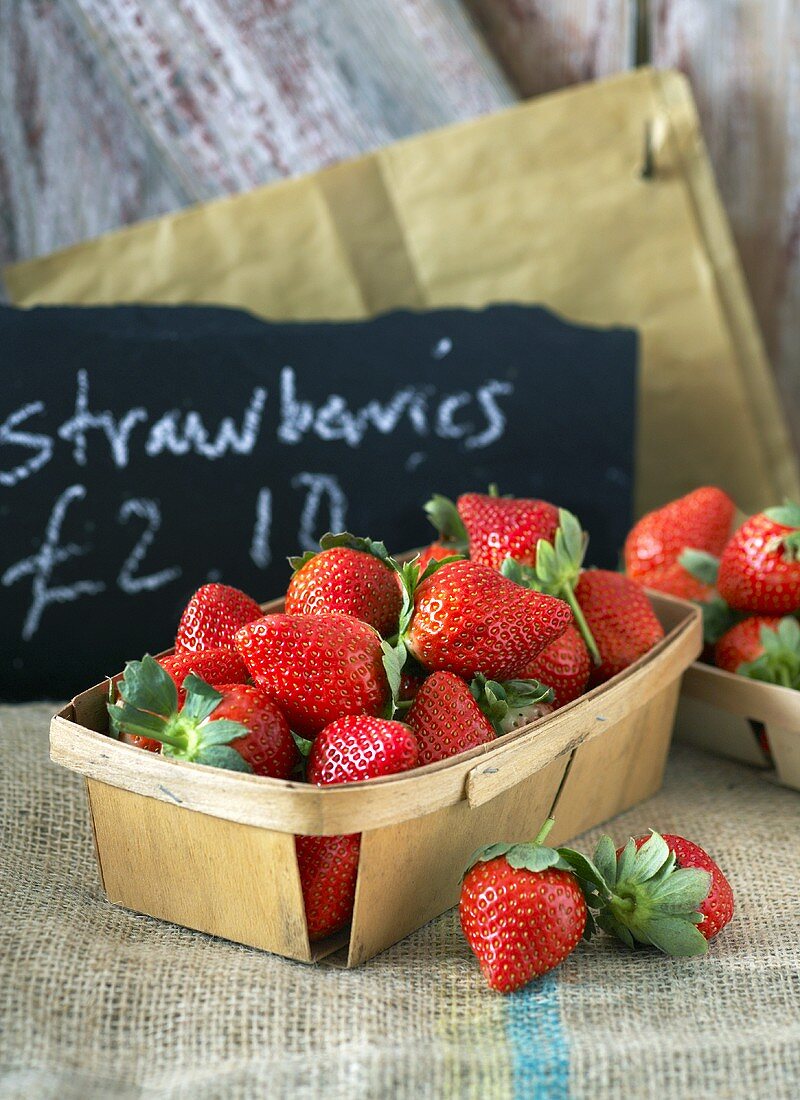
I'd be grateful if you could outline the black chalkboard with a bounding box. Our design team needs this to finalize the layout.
[0,303,637,700]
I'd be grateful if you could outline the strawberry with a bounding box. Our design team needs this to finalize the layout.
[108,656,298,778]
[715,615,800,688]
[717,503,800,614]
[407,671,553,765]
[460,820,588,993]
[176,582,263,652]
[117,648,250,752]
[235,613,392,737]
[422,493,470,558]
[300,710,420,941]
[160,648,249,699]
[624,487,735,598]
[574,570,664,684]
[457,489,559,570]
[523,623,590,707]
[407,672,494,764]
[561,830,733,954]
[633,561,715,602]
[285,533,403,637]
[306,715,419,785]
[417,541,463,570]
[400,559,572,681]
[295,833,361,942]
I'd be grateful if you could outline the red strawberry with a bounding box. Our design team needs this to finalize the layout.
[714,615,782,673]
[457,490,559,570]
[285,534,402,636]
[574,570,664,684]
[717,504,800,614]
[422,493,469,560]
[295,833,361,942]
[118,648,250,752]
[523,623,590,707]
[636,561,714,602]
[624,834,734,942]
[460,821,588,993]
[176,583,262,652]
[566,829,731,955]
[160,648,249,699]
[108,657,298,778]
[407,672,495,764]
[417,541,463,570]
[406,671,552,765]
[714,614,800,688]
[235,613,390,737]
[306,715,419,785]
[624,487,735,597]
[404,559,572,680]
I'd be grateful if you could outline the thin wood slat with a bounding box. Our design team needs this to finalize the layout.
[678,660,800,790]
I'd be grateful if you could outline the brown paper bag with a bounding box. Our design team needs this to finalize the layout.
[6,68,796,514]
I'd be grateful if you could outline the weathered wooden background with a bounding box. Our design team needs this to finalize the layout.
[1,0,798,448]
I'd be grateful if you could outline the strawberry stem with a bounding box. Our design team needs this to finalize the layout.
[534,817,556,845]
[562,585,602,666]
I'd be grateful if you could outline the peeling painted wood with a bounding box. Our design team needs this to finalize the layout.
[0,0,187,273]
[651,0,800,453]
[463,0,633,95]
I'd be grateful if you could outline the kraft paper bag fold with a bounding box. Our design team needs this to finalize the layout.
[6,67,797,514]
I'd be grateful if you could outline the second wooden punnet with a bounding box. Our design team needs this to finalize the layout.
[50,591,702,966]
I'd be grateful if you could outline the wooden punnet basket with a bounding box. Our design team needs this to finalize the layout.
[50,591,701,967]
[677,663,800,791]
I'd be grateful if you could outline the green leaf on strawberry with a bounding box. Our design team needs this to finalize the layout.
[678,548,721,587]
[469,673,553,735]
[288,531,392,572]
[108,655,253,772]
[503,508,601,666]
[558,829,712,957]
[392,552,463,638]
[423,493,469,555]
[737,615,800,689]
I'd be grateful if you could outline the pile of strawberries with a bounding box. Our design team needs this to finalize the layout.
[109,488,670,945]
[624,488,800,693]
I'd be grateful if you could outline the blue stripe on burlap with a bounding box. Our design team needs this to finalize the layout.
[505,973,569,1099]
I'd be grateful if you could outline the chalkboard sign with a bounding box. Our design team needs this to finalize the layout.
[0,304,637,700]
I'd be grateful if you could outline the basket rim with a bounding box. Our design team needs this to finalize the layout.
[50,587,702,833]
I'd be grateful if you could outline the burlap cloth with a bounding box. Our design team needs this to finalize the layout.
[1,705,798,1099]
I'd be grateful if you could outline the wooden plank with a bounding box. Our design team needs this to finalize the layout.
[464,0,632,96]
[547,678,679,845]
[347,755,567,966]
[0,0,186,274]
[64,0,514,197]
[651,0,800,455]
[88,777,313,961]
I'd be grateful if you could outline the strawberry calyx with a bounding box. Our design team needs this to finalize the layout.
[423,494,469,555]
[678,548,721,587]
[465,819,599,940]
[107,655,253,772]
[502,508,601,666]
[469,673,553,735]
[287,531,392,573]
[465,819,565,875]
[738,616,800,689]
[558,830,712,956]
[764,501,800,560]
[392,553,463,638]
